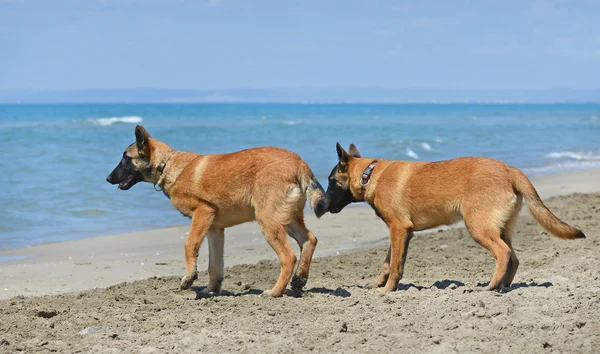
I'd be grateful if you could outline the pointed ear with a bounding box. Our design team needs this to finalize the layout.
[348,144,361,158]
[134,125,151,154]
[336,142,350,165]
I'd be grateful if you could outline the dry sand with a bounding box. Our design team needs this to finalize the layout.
[0,169,599,353]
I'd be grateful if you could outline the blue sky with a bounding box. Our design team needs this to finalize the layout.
[1,0,599,90]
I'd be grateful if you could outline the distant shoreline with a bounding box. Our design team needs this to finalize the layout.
[2,87,599,104]
[2,101,600,105]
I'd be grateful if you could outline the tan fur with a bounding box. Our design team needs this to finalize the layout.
[110,126,327,297]
[329,144,585,292]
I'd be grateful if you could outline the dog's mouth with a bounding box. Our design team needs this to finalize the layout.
[118,173,143,190]
[323,193,345,214]
[328,205,342,214]
[107,172,143,190]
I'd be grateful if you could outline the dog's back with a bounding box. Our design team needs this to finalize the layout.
[374,157,584,239]
[165,147,324,227]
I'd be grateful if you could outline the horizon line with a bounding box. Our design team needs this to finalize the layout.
[2,87,600,91]
[2,87,598,104]
[2,100,600,105]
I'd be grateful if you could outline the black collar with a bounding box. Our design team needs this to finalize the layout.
[157,151,175,173]
[359,161,378,190]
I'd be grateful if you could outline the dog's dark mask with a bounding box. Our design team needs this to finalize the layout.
[324,143,362,214]
[106,149,144,190]
[106,126,152,190]
[325,164,355,213]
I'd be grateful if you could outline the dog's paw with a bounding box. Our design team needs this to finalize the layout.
[379,285,397,293]
[485,285,508,293]
[364,282,383,289]
[201,287,220,296]
[290,276,308,291]
[180,272,198,290]
[260,289,283,298]
[205,283,222,295]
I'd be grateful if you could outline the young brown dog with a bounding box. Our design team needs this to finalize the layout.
[106,126,327,297]
[325,143,585,292]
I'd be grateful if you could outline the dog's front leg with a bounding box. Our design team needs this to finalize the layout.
[181,205,215,290]
[366,246,391,289]
[382,222,413,292]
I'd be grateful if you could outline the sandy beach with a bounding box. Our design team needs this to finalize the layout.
[1,168,599,352]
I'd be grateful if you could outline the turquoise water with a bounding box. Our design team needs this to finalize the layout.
[1,103,599,250]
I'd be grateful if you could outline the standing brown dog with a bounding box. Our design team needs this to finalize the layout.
[325,143,585,292]
[106,126,327,297]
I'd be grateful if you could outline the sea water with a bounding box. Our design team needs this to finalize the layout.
[1,103,599,250]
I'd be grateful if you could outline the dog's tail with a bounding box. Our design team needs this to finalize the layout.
[298,163,328,218]
[510,167,585,239]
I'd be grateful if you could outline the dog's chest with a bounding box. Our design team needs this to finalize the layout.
[169,194,198,218]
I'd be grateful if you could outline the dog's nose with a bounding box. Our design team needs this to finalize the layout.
[106,175,112,183]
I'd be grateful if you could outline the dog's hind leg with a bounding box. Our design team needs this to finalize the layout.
[465,218,512,291]
[501,195,522,287]
[382,221,413,292]
[365,246,391,289]
[181,205,216,290]
[207,227,225,294]
[287,213,318,291]
[257,220,297,297]
[463,190,519,291]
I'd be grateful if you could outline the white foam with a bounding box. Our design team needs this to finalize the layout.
[406,147,419,160]
[524,160,600,175]
[544,151,600,161]
[283,120,299,125]
[420,142,432,151]
[88,116,143,126]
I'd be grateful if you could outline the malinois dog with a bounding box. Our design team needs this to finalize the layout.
[325,143,585,292]
[106,125,328,297]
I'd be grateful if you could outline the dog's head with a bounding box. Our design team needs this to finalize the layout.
[325,142,362,214]
[106,125,163,190]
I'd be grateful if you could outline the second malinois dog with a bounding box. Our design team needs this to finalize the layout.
[325,143,585,292]
[106,126,328,297]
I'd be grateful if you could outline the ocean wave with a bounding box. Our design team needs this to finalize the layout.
[524,160,600,176]
[420,142,432,151]
[282,120,299,125]
[544,151,600,161]
[406,147,419,160]
[87,116,143,126]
